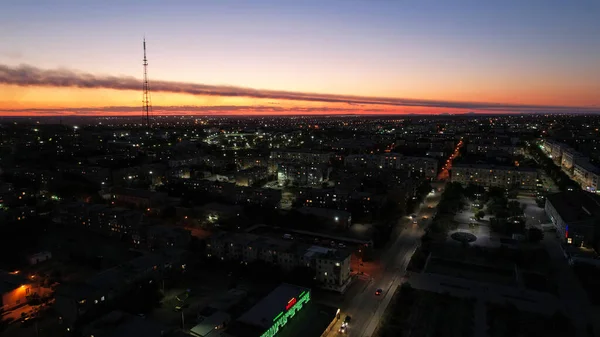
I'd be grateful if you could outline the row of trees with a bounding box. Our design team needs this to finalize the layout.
[428,182,464,234]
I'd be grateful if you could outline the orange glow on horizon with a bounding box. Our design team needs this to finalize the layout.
[0,84,598,117]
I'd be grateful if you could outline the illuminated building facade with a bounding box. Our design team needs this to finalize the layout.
[0,271,34,311]
[451,164,537,190]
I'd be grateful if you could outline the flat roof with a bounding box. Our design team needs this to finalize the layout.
[575,160,600,174]
[190,311,230,337]
[226,302,335,337]
[547,191,600,223]
[274,302,337,337]
[0,271,29,294]
[237,284,310,329]
[82,311,169,337]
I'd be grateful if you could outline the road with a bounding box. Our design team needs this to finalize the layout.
[326,182,445,337]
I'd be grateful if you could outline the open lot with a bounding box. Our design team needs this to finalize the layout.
[487,302,573,337]
[412,237,557,293]
[375,284,474,337]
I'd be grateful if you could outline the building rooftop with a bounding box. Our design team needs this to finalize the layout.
[190,311,230,337]
[547,191,600,223]
[297,207,351,219]
[0,270,29,294]
[82,310,169,337]
[111,187,168,200]
[575,160,600,174]
[237,284,309,330]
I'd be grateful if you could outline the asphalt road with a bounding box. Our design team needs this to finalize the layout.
[327,183,445,337]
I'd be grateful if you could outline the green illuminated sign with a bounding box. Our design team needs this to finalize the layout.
[262,290,311,337]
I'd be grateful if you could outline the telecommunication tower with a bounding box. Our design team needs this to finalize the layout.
[142,38,152,128]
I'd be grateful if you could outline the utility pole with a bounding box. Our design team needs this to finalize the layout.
[142,37,152,129]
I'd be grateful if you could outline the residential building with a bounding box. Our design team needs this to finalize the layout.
[82,310,173,337]
[561,147,587,172]
[207,232,352,293]
[545,191,600,249]
[451,164,537,190]
[297,207,352,228]
[110,187,169,209]
[270,151,333,165]
[573,161,600,194]
[55,252,182,327]
[235,167,270,187]
[0,271,34,311]
[277,162,331,187]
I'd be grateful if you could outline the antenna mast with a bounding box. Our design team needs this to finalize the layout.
[142,38,151,128]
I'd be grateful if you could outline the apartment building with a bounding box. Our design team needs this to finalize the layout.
[276,162,331,187]
[398,156,438,179]
[235,166,270,187]
[207,232,352,293]
[561,147,587,172]
[344,153,437,179]
[542,139,564,162]
[55,252,183,328]
[270,151,333,165]
[451,164,537,190]
[573,161,600,194]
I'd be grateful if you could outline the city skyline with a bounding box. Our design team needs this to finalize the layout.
[1,0,599,116]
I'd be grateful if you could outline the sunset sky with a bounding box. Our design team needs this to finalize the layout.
[1,0,599,116]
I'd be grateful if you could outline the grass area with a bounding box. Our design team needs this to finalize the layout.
[376,284,474,337]
[487,303,573,337]
[426,257,516,286]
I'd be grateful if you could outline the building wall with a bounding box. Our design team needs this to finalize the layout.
[315,256,351,289]
[207,234,351,292]
[545,199,596,247]
[452,166,537,190]
[545,199,566,238]
[1,284,32,311]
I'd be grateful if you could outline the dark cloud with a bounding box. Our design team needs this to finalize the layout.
[0,105,386,115]
[1,64,599,114]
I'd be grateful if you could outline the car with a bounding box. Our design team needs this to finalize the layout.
[339,326,347,333]
[20,317,34,327]
[344,315,352,325]
[375,288,383,296]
